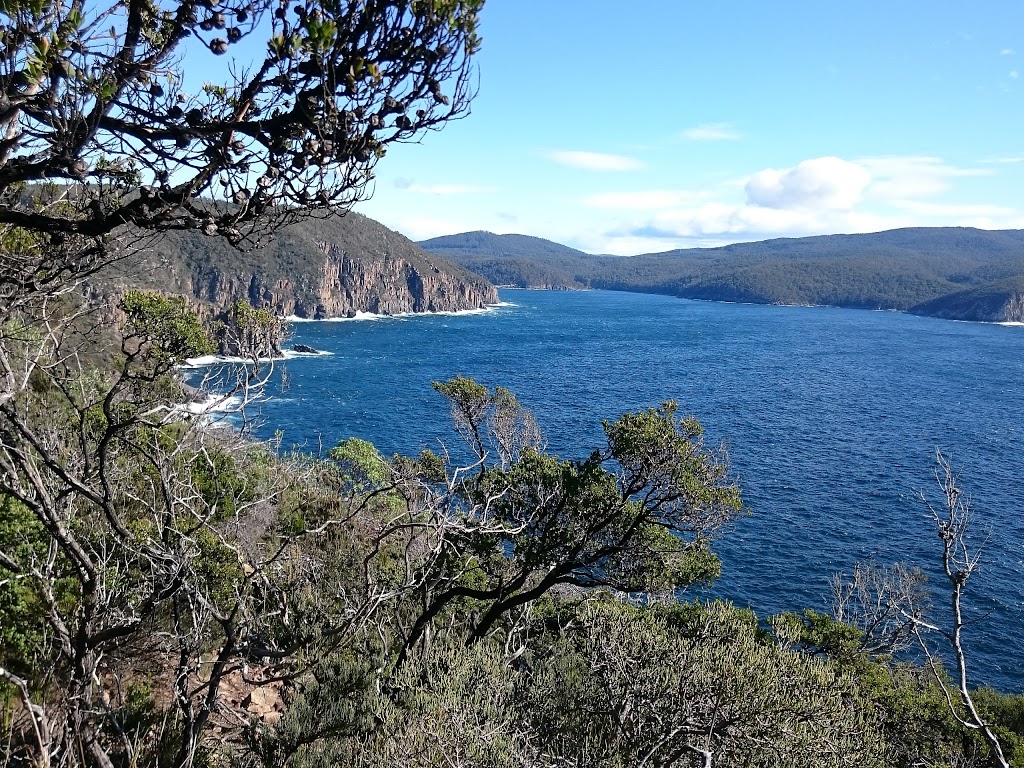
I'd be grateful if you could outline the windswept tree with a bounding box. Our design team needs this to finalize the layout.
[378,376,744,659]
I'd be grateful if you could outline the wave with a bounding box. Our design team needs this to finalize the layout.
[176,393,245,416]
[180,348,333,369]
[285,310,382,323]
[283,303,509,324]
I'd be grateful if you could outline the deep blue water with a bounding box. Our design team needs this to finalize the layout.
[192,289,1024,691]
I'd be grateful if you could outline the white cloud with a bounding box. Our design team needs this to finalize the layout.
[982,156,1024,164]
[544,150,645,171]
[745,157,871,210]
[647,202,896,240]
[584,190,713,210]
[682,123,742,141]
[886,199,1020,218]
[1011,70,1020,79]
[1001,48,1015,56]
[576,155,1018,254]
[859,156,990,201]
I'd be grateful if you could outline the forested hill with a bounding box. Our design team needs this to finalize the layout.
[419,227,1024,322]
[96,212,498,319]
[419,231,613,289]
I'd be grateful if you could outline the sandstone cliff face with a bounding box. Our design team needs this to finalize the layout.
[1002,292,1024,322]
[189,241,496,319]
[89,212,497,325]
[146,214,498,319]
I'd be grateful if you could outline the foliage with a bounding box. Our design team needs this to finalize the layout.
[392,378,743,656]
[120,289,216,365]
[521,599,889,767]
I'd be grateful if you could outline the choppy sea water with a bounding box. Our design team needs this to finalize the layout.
[188,289,1024,691]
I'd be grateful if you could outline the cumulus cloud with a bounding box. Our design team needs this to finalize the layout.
[544,150,645,171]
[682,123,741,141]
[745,157,871,210]
[575,155,1015,254]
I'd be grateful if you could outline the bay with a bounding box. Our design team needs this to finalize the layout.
[193,288,1024,691]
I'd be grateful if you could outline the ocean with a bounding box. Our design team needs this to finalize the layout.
[187,288,1024,691]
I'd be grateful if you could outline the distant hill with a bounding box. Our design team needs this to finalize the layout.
[419,227,1024,322]
[419,231,616,289]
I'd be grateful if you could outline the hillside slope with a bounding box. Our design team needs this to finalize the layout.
[419,231,612,289]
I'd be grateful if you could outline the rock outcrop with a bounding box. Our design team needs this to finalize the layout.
[169,213,493,318]
[189,239,496,319]
[98,211,497,321]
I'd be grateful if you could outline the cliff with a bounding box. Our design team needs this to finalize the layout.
[99,211,497,320]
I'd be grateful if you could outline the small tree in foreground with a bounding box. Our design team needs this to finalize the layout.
[806,452,1013,767]
[906,451,1010,768]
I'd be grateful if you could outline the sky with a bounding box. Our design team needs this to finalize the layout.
[228,1,1024,255]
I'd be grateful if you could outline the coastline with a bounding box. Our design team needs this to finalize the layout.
[283,300,515,324]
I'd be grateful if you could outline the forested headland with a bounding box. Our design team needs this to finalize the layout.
[420,228,1024,322]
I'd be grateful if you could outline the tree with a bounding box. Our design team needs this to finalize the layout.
[388,377,743,659]
[0,0,483,315]
[905,451,1010,768]
[805,452,1014,767]
[521,599,890,768]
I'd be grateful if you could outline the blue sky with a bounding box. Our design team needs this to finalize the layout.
[350,1,1024,254]
[214,1,1024,254]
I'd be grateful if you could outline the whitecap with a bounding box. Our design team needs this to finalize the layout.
[180,349,333,368]
[177,393,244,416]
[282,303,507,323]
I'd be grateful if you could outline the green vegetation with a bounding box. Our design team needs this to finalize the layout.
[2,310,1022,765]
[99,211,496,321]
